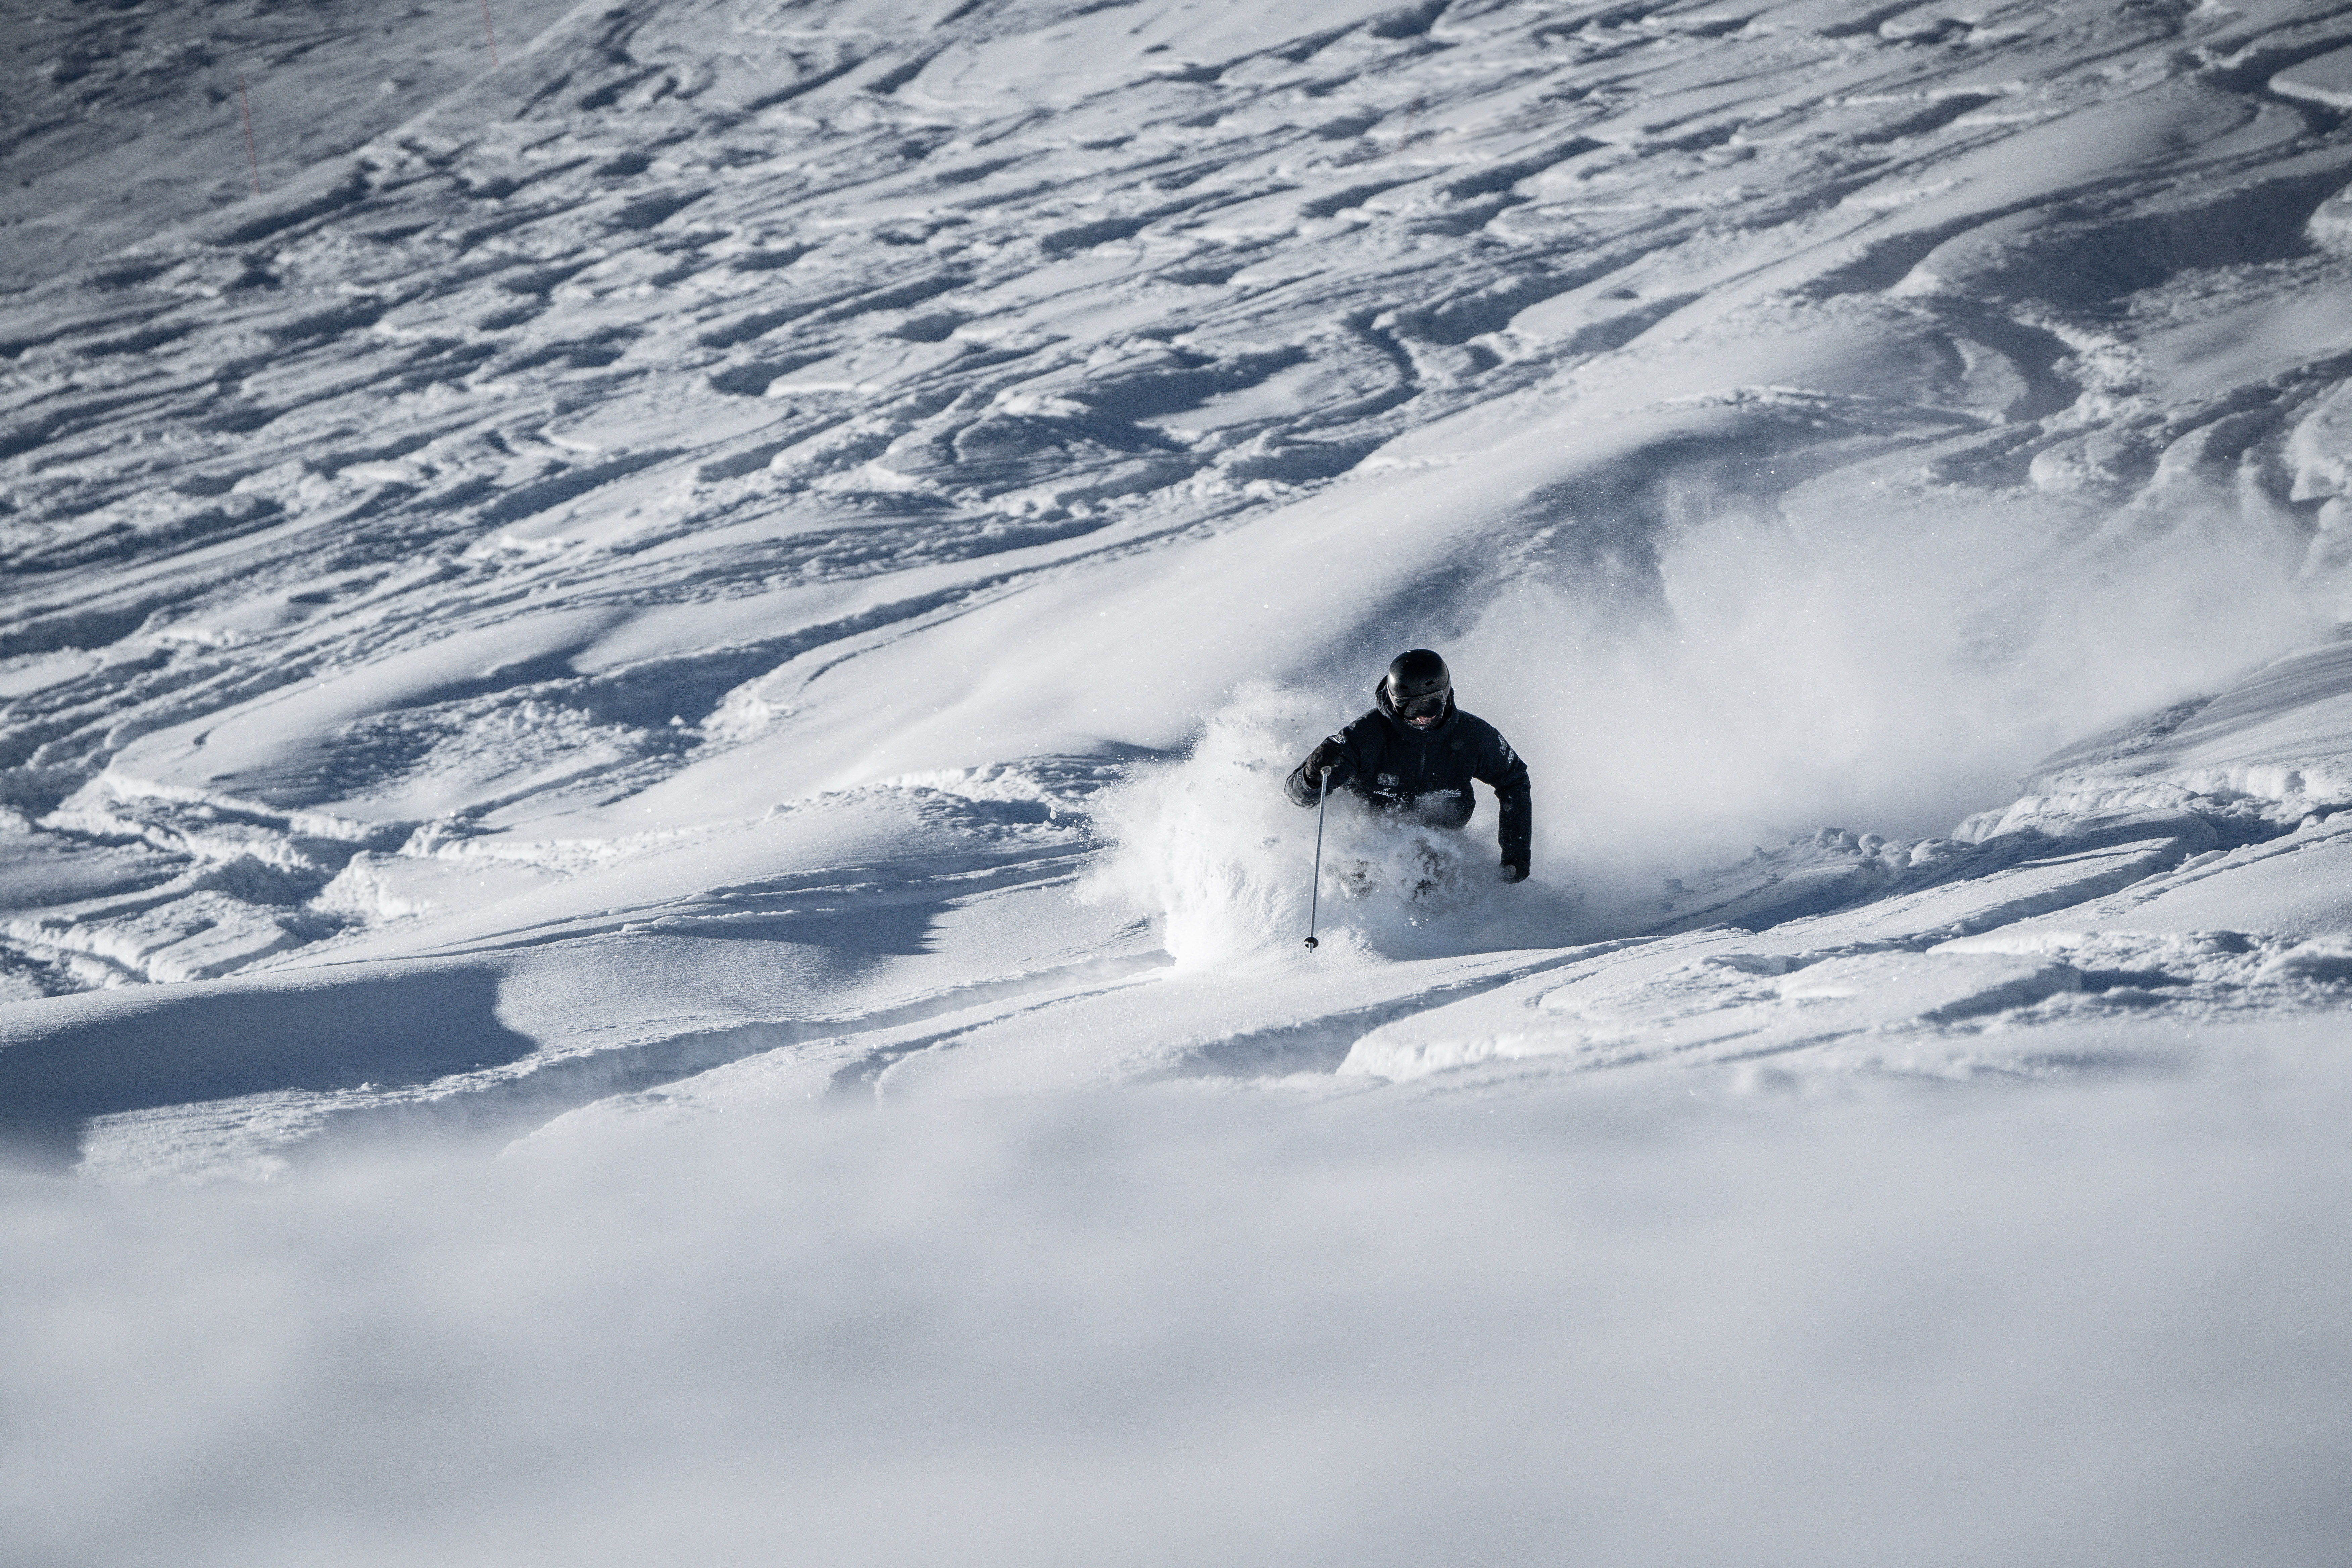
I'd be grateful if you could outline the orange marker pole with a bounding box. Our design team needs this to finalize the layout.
[481,0,500,65]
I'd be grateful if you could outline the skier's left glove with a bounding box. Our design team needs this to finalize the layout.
[1498,862,1528,884]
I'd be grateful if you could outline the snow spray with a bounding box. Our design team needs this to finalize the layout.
[1083,687,1574,966]
[1438,466,2333,921]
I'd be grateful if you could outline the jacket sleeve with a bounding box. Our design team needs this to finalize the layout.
[1477,727,1532,867]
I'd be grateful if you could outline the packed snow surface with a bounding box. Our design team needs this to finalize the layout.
[5,0,2352,1561]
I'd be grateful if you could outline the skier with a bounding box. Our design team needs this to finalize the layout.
[1285,648,1531,883]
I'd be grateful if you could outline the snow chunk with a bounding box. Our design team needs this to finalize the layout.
[2270,44,2352,110]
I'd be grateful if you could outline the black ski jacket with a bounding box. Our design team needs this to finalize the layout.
[1284,685,1531,869]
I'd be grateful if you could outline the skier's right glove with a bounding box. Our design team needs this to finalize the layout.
[1498,862,1529,884]
[1303,738,1345,781]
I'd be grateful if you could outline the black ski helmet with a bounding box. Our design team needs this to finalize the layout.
[1385,648,1451,716]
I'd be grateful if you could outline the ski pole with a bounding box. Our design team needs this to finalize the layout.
[1305,766,1329,950]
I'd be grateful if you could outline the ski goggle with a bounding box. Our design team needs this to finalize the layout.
[1396,690,1447,721]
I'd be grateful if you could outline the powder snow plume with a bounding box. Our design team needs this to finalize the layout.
[1085,687,1583,967]
[1443,467,2337,916]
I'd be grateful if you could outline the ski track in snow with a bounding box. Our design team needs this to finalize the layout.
[7,1,2352,1560]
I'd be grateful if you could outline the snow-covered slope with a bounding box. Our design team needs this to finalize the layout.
[6,1,2352,1562]
[11,0,2352,995]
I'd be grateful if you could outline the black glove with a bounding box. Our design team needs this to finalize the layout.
[1303,738,1344,781]
[1498,862,1528,884]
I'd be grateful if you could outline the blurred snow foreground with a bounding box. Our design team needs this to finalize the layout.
[5,0,2352,1560]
